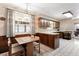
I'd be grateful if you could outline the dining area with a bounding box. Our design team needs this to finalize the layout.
[8,35,40,56]
[3,8,41,56]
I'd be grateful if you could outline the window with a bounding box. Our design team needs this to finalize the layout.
[13,11,32,34]
[15,21,31,33]
[75,24,79,29]
[18,24,25,33]
[15,24,19,33]
[26,25,31,33]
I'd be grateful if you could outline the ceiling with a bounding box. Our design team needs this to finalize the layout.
[0,3,79,21]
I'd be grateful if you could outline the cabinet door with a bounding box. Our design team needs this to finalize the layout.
[44,34,48,45]
[38,33,43,43]
[48,35,59,49]
[40,34,47,45]
[37,33,48,45]
[40,34,45,44]
[48,35,54,48]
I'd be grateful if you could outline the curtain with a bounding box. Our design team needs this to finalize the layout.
[6,9,15,37]
[31,15,35,34]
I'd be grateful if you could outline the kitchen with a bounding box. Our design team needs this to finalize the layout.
[0,3,79,56]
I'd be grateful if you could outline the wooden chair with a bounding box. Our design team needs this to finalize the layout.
[33,42,40,53]
[32,36,40,54]
[8,38,25,56]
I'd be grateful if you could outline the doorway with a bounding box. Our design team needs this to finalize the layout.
[74,24,79,39]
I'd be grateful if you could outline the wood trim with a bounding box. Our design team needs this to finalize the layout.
[40,17,59,23]
[15,34,31,38]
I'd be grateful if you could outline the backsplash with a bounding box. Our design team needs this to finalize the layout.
[37,28,58,33]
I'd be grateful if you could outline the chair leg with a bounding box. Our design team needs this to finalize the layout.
[39,42,40,53]
[23,50,25,56]
[8,51,11,56]
[8,45,11,56]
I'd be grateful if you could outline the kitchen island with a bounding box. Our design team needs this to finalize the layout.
[36,32,59,49]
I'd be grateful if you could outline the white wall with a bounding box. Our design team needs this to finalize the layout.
[0,21,5,36]
[0,6,7,36]
[60,19,79,31]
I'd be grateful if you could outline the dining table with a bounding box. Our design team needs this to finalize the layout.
[15,36,40,56]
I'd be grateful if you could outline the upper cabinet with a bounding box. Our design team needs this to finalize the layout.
[39,19,50,29]
[39,17,60,29]
[34,16,60,32]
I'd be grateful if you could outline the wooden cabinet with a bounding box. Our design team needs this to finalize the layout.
[48,35,59,49]
[36,33,48,45]
[39,18,60,30]
[48,35,53,48]
[39,19,50,28]
[36,33,59,49]
[34,16,60,32]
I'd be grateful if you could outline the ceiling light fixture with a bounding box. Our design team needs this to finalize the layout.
[63,11,73,17]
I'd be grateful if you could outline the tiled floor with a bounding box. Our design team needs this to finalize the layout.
[30,38,79,56]
[34,43,53,56]
[1,38,79,56]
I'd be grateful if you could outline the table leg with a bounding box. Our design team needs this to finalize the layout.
[26,42,33,56]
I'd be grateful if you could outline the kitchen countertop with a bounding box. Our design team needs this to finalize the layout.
[36,32,59,35]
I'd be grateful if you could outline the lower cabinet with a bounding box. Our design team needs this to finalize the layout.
[0,36,8,53]
[36,33,59,49]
